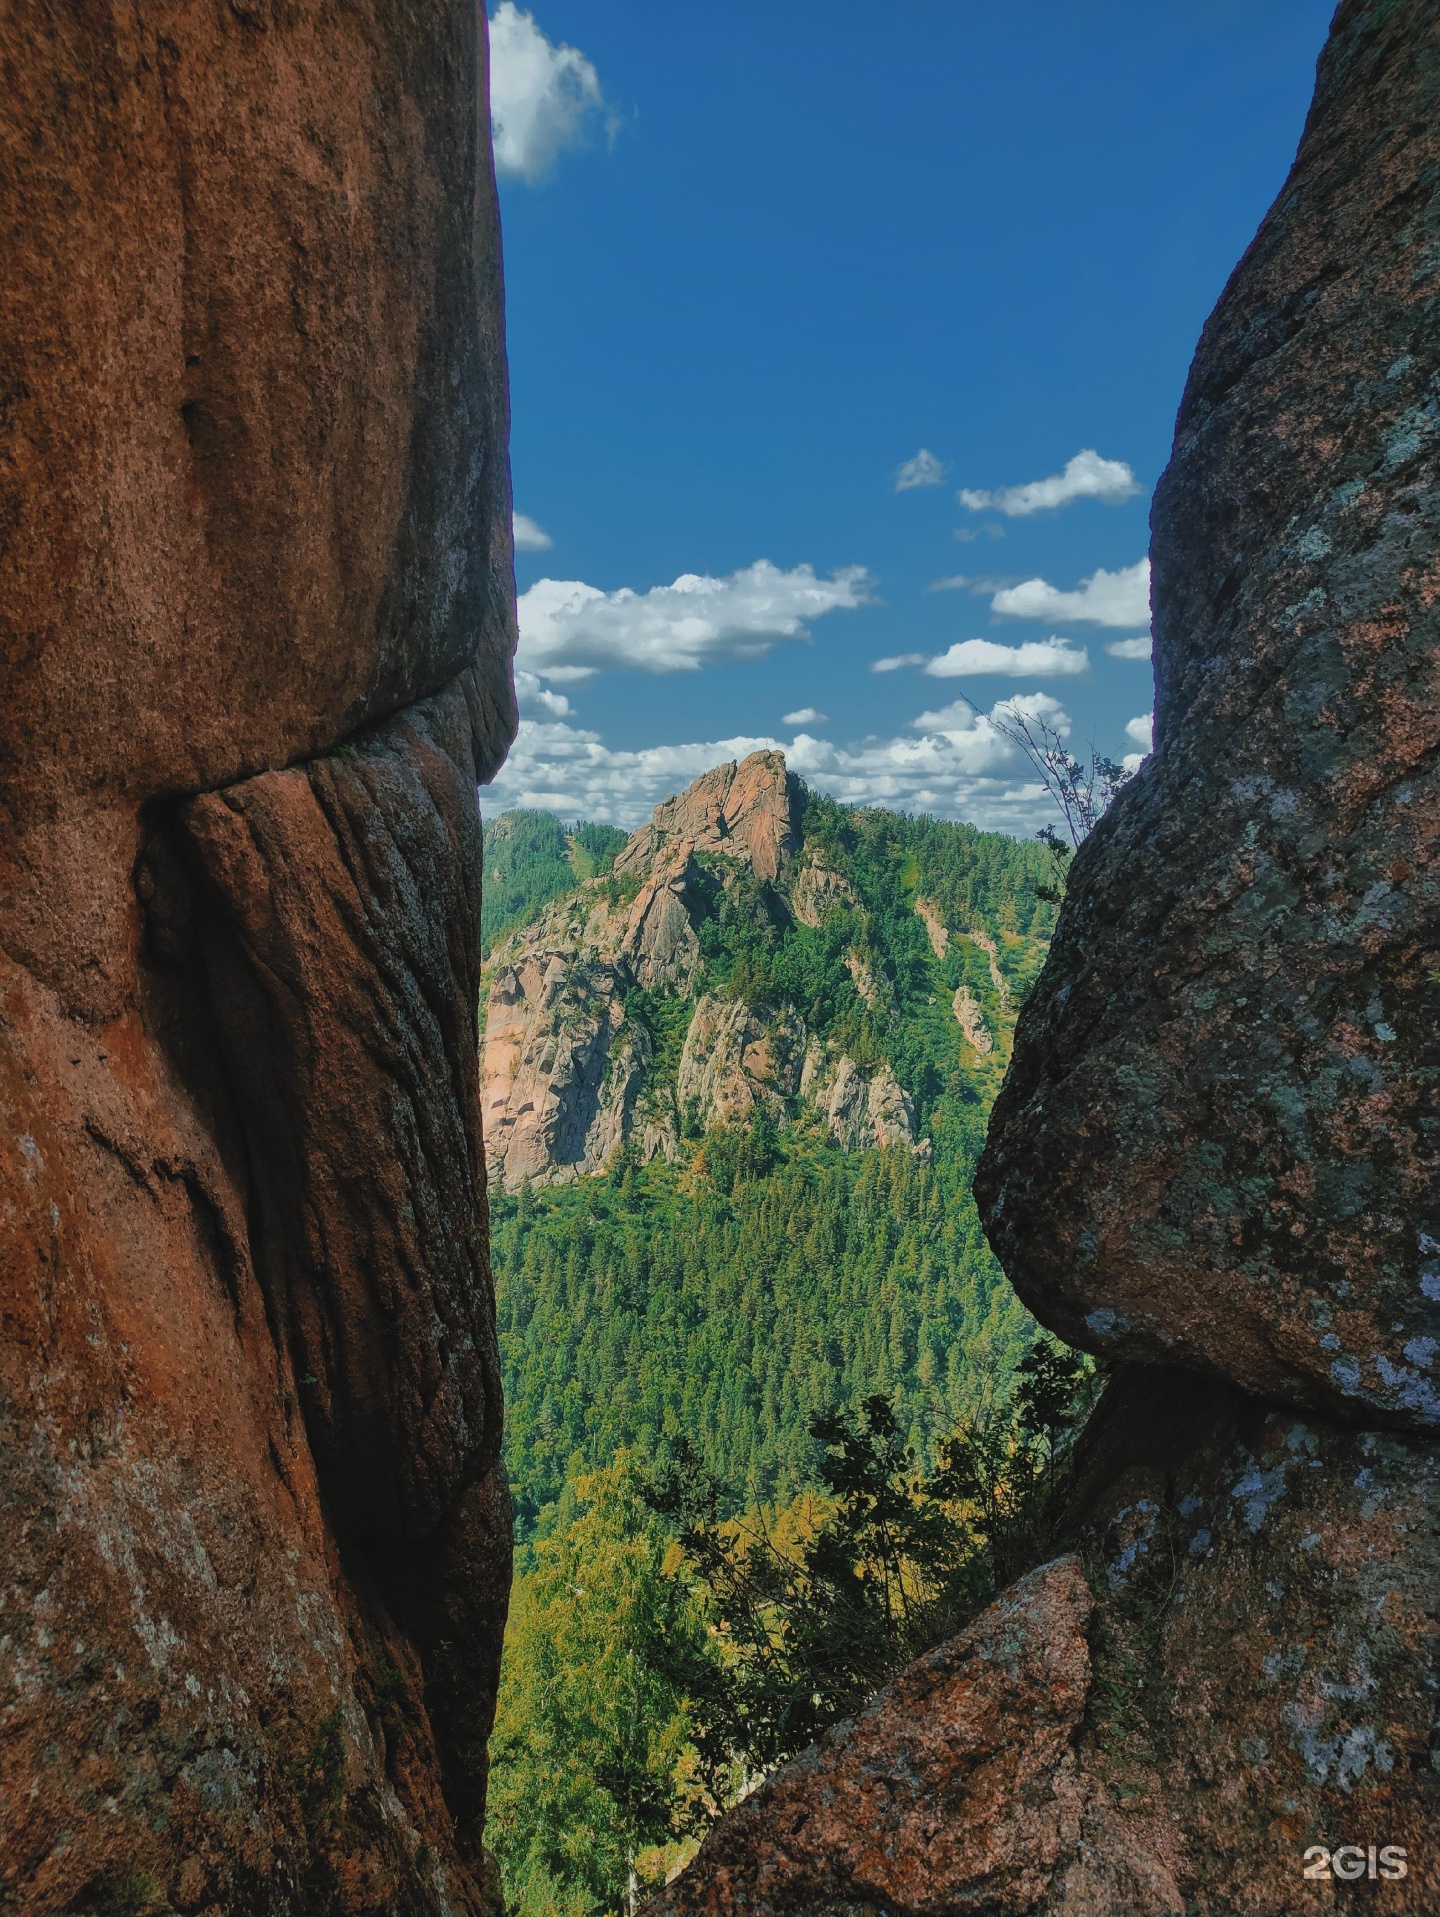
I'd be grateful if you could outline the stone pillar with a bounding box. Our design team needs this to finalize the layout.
[0,6,517,1908]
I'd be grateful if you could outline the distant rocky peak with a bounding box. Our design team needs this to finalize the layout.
[613,750,799,886]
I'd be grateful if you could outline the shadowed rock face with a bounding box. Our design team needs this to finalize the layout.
[653,5,1440,1913]
[0,8,515,1911]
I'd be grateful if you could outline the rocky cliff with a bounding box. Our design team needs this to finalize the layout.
[480,754,1030,1188]
[0,9,516,1912]
[651,2,1440,1912]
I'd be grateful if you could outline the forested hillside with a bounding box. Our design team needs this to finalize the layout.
[495,1117,1027,1534]
[481,806,627,953]
[483,757,1066,1913]
[485,761,1057,1534]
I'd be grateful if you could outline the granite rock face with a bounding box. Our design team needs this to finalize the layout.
[656,4,1440,1913]
[976,0,1440,1432]
[481,754,923,1189]
[0,8,516,1911]
[613,754,800,889]
[1042,1366,1440,1917]
[649,1558,1097,1917]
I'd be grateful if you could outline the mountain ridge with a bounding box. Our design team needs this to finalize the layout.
[480,750,1054,1191]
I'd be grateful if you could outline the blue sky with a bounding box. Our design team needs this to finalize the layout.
[482,0,1335,834]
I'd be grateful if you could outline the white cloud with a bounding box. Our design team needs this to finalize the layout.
[958,449,1142,517]
[513,511,553,552]
[991,558,1150,628]
[483,697,1073,835]
[489,4,607,183]
[911,690,1071,737]
[784,707,828,726]
[517,561,870,681]
[924,637,1089,678]
[514,669,573,718]
[1106,634,1152,660]
[1125,712,1154,752]
[927,574,971,592]
[870,652,928,673]
[894,448,946,492]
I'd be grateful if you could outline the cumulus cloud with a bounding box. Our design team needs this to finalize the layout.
[514,669,573,718]
[1125,712,1154,752]
[1106,634,1152,660]
[483,696,1071,835]
[894,448,946,492]
[991,557,1150,628]
[489,4,607,182]
[516,560,870,682]
[513,511,553,552]
[958,449,1142,517]
[784,707,827,726]
[912,690,1072,737]
[924,637,1088,678]
[927,574,971,592]
[870,652,928,673]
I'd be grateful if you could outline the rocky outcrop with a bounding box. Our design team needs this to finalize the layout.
[800,1043,918,1152]
[0,9,515,1912]
[653,4,1440,1912]
[482,943,638,1187]
[678,996,808,1133]
[952,984,993,1054]
[481,883,658,1188]
[791,856,860,929]
[1043,1366,1440,1916]
[614,753,800,887]
[976,0,1440,1434]
[481,755,928,1186]
[963,924,1013,1013]
[914,896,949,959]
[650,1558,1096,1917]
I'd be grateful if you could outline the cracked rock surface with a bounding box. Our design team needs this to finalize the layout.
[0,7,516,1910]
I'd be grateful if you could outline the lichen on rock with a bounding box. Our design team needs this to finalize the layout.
[975,0,1440,1433]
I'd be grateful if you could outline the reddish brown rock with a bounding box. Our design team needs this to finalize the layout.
[0,6,515,1911]
[1046,1366,1440,1917]
[614,752,800,887]
[648,1558,1096,1917]
[975,0,1440,1430]
[654,1379,1440,1917]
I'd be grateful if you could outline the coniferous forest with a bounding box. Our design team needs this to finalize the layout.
[484,786,1074,1915]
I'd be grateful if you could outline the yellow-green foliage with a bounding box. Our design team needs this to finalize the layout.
[488,1458,708,1917]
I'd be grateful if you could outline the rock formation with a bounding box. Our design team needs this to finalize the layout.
[652,3,1440,1911]
[650,1559,1098,1917]
[481,754,933,1187]
[952,984,993,1055]
[0,9,516,1912]
[978,2,1439,1436]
